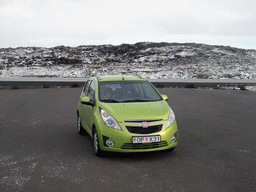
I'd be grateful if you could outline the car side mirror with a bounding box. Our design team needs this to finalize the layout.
[161,94,168,101]
[81,96,91,105]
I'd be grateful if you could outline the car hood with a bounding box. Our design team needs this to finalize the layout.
[99,100,170,122]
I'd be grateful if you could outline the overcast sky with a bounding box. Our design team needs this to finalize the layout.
[1,0,256,49]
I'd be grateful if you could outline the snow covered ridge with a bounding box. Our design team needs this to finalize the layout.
[0,42,256,79]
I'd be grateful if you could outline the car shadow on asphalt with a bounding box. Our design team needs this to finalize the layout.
[96,147,178,160]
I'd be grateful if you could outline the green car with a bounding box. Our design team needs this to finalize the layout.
[77,75,178,156]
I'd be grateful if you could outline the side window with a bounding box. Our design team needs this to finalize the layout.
[83,81,91,95]
[87,81,96,103]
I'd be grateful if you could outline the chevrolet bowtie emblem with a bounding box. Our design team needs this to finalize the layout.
[140,122,150,128]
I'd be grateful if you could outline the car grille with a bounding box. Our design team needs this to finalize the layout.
[126,124,163,134]
[121,141,168,150]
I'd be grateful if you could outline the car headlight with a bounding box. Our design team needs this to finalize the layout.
[166,107,176,128]
[100,108,121,130]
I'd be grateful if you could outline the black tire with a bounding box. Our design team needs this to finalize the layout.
[77,113,87,135]
[93,128,103,156]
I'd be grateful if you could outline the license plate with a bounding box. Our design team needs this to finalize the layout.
[132,136,161,143]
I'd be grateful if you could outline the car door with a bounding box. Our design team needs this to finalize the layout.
[82,80,96,134]
[80,80,91,131]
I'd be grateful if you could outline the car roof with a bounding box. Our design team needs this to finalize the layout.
[97,75,145,82]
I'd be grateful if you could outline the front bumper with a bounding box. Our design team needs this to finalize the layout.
[96,120,178,153]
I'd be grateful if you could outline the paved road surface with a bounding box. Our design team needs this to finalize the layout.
[1,88,255,191]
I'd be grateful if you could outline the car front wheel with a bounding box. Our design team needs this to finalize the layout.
[77,113,87,135]
[93,128,103,156]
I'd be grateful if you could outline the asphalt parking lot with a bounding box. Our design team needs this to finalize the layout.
[1,87,256,192]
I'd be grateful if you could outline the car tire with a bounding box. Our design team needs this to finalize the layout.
[77,113,87,135]
[93,128,103,156]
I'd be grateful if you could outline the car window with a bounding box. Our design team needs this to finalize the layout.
[99,81,162,102]
[137,82,157,97]
[83,80,91,95]
[87,80,96,103]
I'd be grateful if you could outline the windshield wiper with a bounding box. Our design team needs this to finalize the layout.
[100,99,120,103]
[121,99,156,103]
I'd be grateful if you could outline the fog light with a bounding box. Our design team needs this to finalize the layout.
[171,134,177,142]
[106,139,114,147]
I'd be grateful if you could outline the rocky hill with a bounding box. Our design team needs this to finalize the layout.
[0,42,256,79]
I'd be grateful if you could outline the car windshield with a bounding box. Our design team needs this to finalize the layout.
[99,81,163,103]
